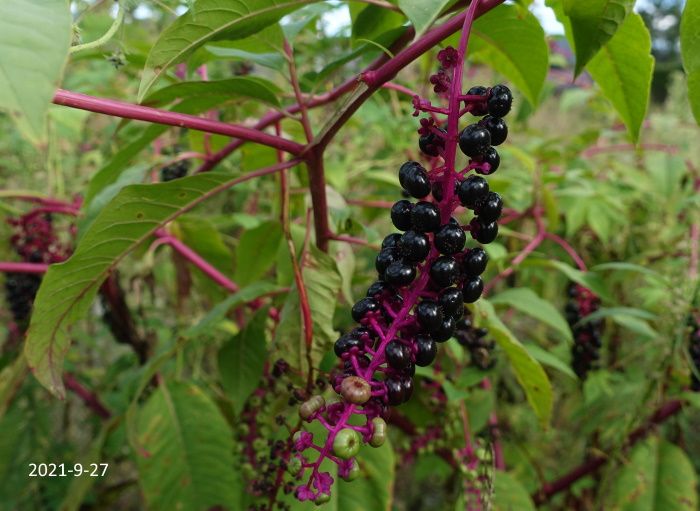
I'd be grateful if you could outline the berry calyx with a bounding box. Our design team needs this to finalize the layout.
[340,376,372,404]
[411,201,441,233]
[458,175,489,208]
[434,222,466,255]
[459,124,491,158]
[391,200,414,231]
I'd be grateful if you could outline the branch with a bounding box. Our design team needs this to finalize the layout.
[52,89,305,156]
[0,262,49,274]
[544,232,588,272]
[63,373,112,419]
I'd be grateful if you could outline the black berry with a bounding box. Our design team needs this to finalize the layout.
[434,222,466,255]
[478,116,508,145]
[416,300,444,331]
[457,175,489,209]
[367,280,391,298]
[411,201,441,233]
[439,287,463,317]
[160,160,190,182]
[463,277,484,303]
[399,162,431,199]
[334,334,362,357]
[391,200,414,231]
[399,231,430,263]
[351,297,380,322]
[419,128,446,156]
[475,147,500,175]
[431,316,457,342]
[381,233,402,250]
[414,335,437,366]
[470,218,498,244]
[385,340,411,370]
[375,248,400,276]
[459,124,491,158]
[488,84,513,117]
[474,192,503,223]
[385,378,405,405]
[384,261,416,286]
[463,248,489,276]
[466,85,489,116]
[430,256,460,288]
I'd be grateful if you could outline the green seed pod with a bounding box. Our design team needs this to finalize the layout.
[340,376,372,404]
[314,492,331,505]
[287,456,302,476]
[341,459,360,481]
[299,396,325,420]
[369,417,387,448]
[333,428,362,459]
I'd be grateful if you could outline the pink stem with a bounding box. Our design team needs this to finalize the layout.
[328,234,378,249]
[24,205,80,217]
[0,262,49,274]
[52,89,304,156]
[63,373,111,419]
[544,232,588,272]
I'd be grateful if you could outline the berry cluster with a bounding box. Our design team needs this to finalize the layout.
[688,314,700,391]
[4,272,42,323]
[293,43,513,502]
[456,311,496,370]
[565,284,602,379]
[160,159,190,182]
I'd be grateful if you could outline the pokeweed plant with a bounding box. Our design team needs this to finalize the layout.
[0,0,700,510]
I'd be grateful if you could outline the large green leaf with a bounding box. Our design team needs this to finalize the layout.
[469,4,548,106]
[475,300,553,427]
[397,0,449,36]
[562,0,634,76]
[586,13,654,142]
[139,0,318,100]
[218,309,268,415]
[144,77,282,107]
[133,381,241,510]
[681,0,700,124]
[604,437,697,510]
[24,171,288,398]
[490,287,572,342]
[337,440,395,511]
[234,220,284,286]
[0,0,72,144]
[493,472,536,511]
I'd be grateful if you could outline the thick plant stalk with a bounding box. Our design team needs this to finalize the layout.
[0,262,49,274]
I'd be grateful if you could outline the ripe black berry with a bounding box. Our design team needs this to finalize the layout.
[430,256,460,288]
[432,316,457,342]
[470,218,498,244]
[434,223,466,255]
[367,280,391,298]
[401,376,414,401]
[351,297,379,322]
[416,300,444,331]
[160,160,190,182]
[375,248,400,276]
[439,287,463,317]
[488,84,513,117]
[414,335,437,366]
[334,334,362,357]
[399,231,430,263]
[385,378,405,405]
[381,233,402,249]
[385,340,411,370]
[384,261,416,286]
[391,200,413,231]
[475,147,500,175]
[457,175,489,209]
[399,161,431,199]
[458,124,491,158]
[5,272,41,322]
[463,248,489,276]
[419,128,446,156]
[411,201,441,233]
[478,116,508,146]
[474,192,503,223]
[466,86,489,116]
[463,277,484,303]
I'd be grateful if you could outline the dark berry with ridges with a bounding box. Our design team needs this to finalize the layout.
[439,287,463,317]
[475,147,500,175]
[399,231,430,263]
[411,201,441,233]
[474,192,503,222]
[384,261,416,286]
[432,316,456,342]
[416,300,444,331]
[463,277,484,303]
[381,233,402,250]
[385,340,411,370]
[419,128,446,156]
[391,200,413,231]
[478,116,508,145]
[385,378,405,405]
[367,280,391,298]
[399,161,422,188]
[334,334,362,357]
[463,248,489,276]
[375,248,400,276]
[434,222,466,255]
[458,175,489,209]
[414,335,437,366]
[430,256,460,288]
[470,218,499,244]
[488,84,513,117]
[466,86,489,116]
[459,124,491,158]
[351,297,379,322]
[401,163,431,199]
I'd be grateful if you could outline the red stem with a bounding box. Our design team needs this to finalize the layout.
[52,89,304,156]
[544,232,588,272]
[0,262,49,274]
[63,373,111,420]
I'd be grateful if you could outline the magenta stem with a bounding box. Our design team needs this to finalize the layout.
[544,232,588,272]
[63,373,112,419]
[0,262,49,274]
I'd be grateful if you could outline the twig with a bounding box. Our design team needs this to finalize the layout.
[544,232,588,272]
[63,373,112,419]
[0,262,49,274]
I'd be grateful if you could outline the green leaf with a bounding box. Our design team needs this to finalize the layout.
[234,220,284,286]
[562,0,634,76]
[25,172,275,398]
[337,439,395,511]
[525,343,577,380]
[604,437,698,510]
[144,77,282,107]
[178,215,234,277]
[490,287,572,342]
[398,0,451,36]
[681,0,700,124]
[493,472,537,511]
[470,4,548,106]
[0,0,72,144]
[133,381,241,510]
[586,13,654,142]
[544,260,612,302]
[475,300,553,427]
[139,0,319,100]
[218,309,267,414]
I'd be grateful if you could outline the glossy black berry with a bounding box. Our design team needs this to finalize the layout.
[478,116,508,146]
[474,192,503,223]
[419,128,446,157]
[351,297,380,322]
[430,256,460,288]
[375,248,400,276]
[416,300,444,331]
[399,231,430,263]
[381,233,402,250]
[463,248,489,276]
[334,334,362,357]
[385,340,411,370]
[385,378,405,405]
[384,261,416,286]
[474,147,500,176]
[488,84,513,117]
[414,334,437,366]
[399,162,431,198]
[391,200,413,231]
[160,160,190,182]
[399,161,421,187]
[459,124,491,158]
[411,201,441,233]
[401,376,414,401]
[439,287,463,317]
[466,85,489,116]
[470,218,499,244]
[432,316,456,342]
[457,175,489,209]
[434,222,466,255]
[463,277,484,303]
[367,280,390,298]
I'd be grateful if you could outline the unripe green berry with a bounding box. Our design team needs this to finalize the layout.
[314,492,331,505]
[341,459,361,481]
[287,456,302,476]
[369,417,387,448]
[299,396,325,420]
[340,376,371,404]
[333,428,362,459]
